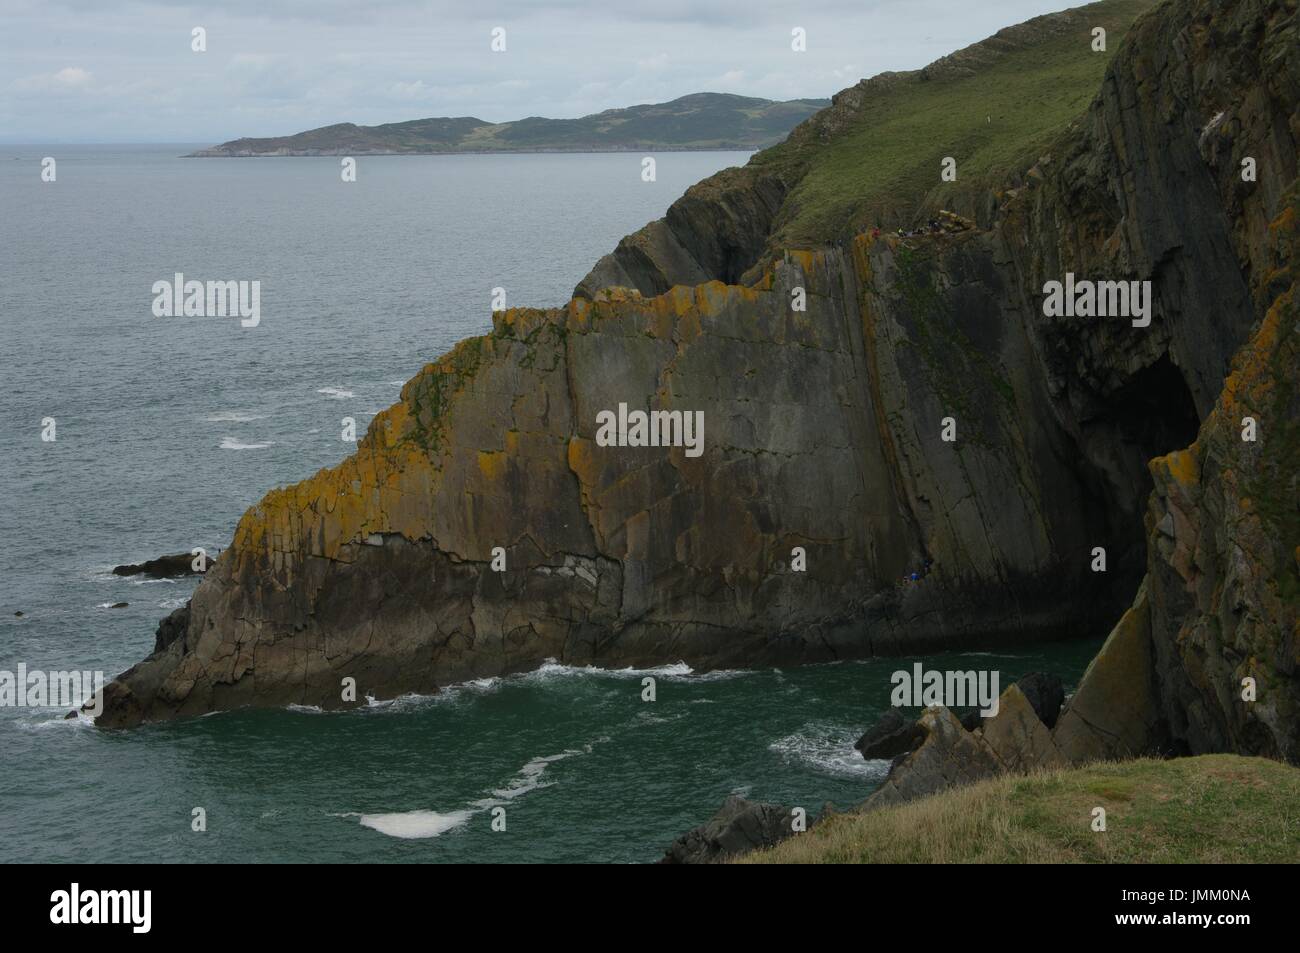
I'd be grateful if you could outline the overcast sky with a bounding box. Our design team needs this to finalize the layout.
[2,0,1083,144]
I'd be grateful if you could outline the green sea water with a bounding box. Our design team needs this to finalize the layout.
[2,645,1101,863]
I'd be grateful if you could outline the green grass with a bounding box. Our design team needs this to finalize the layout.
[738,755,1300,863]
[747,0,1158,245]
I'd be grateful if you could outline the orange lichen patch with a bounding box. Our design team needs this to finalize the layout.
[477,450,507,481]
[641,296,676,338]
[694,281,730,315]
[851,233,875,275]
[226,341,482,572]
[371,401,412,450]
[664,285,696,318]
[566,296,591,326]
[566,436,598,484]
[1155,447,1201,489]
[1268,204,1296,237]
[676,307,703,344]
[1216,306,1282,409]
[787,249,819,273]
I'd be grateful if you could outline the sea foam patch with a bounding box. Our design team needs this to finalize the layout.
[769,723,890,779]
[351,742,603,839]
[358,809,474,839]
[219,437,273,450]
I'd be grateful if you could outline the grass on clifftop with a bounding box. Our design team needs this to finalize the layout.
[750,0,1157,244]
[737,755,1300,863]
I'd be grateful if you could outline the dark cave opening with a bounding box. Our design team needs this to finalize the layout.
[1074,353,1203,624]
[1103,354,1202,463]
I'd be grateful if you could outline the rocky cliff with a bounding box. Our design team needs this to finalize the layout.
[97,0,1298,727]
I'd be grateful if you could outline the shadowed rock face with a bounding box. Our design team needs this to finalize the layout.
[97,0,1298,727]
[1142,191,1300,762]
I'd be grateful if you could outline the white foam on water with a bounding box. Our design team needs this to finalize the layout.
[768,722,890,780]
[317,386,354,399]
[204,411,266,422]
[358,809,474,840]
[634,710,689,726]
[297,661,748,720]
[15,710,95,732]
[352,741,604,839]
[158,597,188,610]
[521,658,746,685]
[219,436,273,450]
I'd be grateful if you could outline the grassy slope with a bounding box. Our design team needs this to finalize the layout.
[738,755,1300,863]
[745,0,1157,245]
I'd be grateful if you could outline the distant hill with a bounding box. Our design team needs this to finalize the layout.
[186,93,831,157]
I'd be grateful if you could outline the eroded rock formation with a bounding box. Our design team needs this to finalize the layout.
[96,0,1298,727]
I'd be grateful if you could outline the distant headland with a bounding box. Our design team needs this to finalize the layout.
[185,92,830,157]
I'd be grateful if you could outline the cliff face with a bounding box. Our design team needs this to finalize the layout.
[1143,189,1299,761]
[98,0,1299,727]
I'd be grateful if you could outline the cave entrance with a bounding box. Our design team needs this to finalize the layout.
[1106,354,1201,463]
[1073,353,1201,619]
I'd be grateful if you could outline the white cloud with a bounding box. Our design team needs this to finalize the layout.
[14,66,93,92]
[53,66,92,86]
[0,1,1090,142]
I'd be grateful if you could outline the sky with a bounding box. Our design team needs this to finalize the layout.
[2,0,1085,144]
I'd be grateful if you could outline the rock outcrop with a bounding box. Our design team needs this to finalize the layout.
[112,552,207,579]
[659,795,803,864]
[854,709,925,761]
[855,670,1064,761]
[96,0,1298,727]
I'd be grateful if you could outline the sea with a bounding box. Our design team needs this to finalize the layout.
[0,146,1104,863]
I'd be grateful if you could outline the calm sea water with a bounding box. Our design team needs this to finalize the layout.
[0,146,1103,863]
